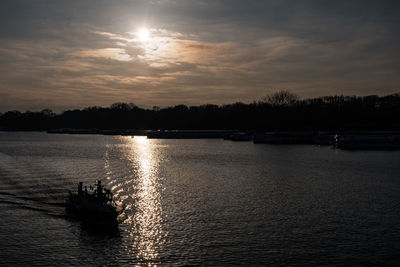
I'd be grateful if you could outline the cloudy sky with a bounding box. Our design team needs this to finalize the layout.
[0,0,399,111]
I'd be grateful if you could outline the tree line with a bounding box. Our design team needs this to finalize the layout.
[1,91,399,131]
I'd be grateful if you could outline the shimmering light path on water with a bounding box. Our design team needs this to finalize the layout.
[0,132,400,266]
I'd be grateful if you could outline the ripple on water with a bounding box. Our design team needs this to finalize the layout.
[1,133,400,266]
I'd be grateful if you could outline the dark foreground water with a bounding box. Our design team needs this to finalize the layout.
[0,132,400,266]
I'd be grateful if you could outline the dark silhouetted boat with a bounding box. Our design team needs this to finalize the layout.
[66,181,121,223]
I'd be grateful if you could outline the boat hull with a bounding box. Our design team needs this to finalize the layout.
[66,203,119,222]
[66,195,120,223]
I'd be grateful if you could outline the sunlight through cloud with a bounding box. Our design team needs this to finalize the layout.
[137,27,150,42]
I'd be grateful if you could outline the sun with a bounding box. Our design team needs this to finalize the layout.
[137,28,150,41]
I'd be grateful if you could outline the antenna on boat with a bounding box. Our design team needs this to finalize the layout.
[96,180,103,197]
[78,182,83,196]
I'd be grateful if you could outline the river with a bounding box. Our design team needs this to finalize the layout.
[0,132,399,266]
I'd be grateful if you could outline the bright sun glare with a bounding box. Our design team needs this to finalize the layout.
[137,28,150,41]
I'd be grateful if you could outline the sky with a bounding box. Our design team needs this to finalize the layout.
[0,0,399,112]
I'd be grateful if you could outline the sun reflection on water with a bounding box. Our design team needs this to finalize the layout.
[124,136,164,264]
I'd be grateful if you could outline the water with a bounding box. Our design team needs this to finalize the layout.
[0,132,399,266]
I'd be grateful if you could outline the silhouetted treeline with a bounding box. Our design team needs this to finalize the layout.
[1,92,399,131]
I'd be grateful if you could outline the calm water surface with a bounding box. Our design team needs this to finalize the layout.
[0,132,399,266]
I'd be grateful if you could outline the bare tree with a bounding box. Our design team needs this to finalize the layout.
[262,90,299,106]
[40,108,55,116]
[110,102,137,111]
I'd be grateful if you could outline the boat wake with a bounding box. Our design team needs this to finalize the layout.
[0,152,70,218]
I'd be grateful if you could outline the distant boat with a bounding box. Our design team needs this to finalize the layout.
[253,131,316,144]
[66,181,122,223]
[225,132,253,141]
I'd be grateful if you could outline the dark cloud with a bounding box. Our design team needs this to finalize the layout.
[0,0,399,111]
